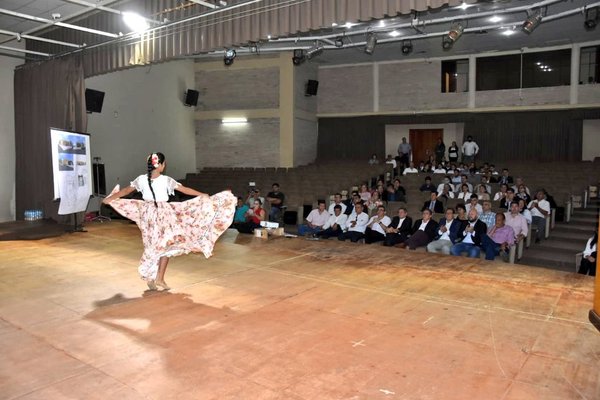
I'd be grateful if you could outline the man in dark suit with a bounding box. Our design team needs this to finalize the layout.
[383,207,413,247]
[422,191,444,214]
[399,209,438,250]
[450,208,488,258]
[426,207,463,254]
[498,168,514,185]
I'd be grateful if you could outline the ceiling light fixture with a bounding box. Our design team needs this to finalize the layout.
[222,117,247,125]
[442,22,464,50]
[334,37,344,48]
[292,49,306,65]
[306,42,324,59]
[122,12,149,33]
[223,49,236,66]
[501,27,516,36]
[389,30,401,37]
[584,7,598,30]
[457,2,472,10]
[364,32,377,55]
[489,16,503,23]
[522,10,543,34]
[401,40,413,55]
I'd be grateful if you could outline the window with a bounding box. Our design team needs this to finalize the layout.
[441,59,468,93]
[476,49,571,91]
[580,46,600,84]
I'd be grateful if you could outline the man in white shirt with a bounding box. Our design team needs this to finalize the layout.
[465,195,483,215]
[504,201,528,244]
[365,205,392,244]
[402,161,418,175]
[338,203,369,243]
[328,193,347,215]
[511,177,531,196]
[383,207,413,247]
[297,200,330,236]
[528,190,550,244]
[317,204,348,239]
[427,208,461,255]
[461,135,479,164]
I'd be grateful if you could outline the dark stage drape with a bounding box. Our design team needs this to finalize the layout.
[317,109,600,164]
[14,56,88,222]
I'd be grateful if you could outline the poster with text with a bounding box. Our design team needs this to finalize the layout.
[50,128,93,215]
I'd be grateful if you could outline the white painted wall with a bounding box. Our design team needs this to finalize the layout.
[582,120,600,161]
[384,123,464,160]
[0,55,21,222]
[86,60,196,191]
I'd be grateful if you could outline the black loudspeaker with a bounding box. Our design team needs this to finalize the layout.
[85,89,105,113]
[93,163,106,196]
[305,80,319,96]
[184,89,199,107]
[283,210,298,225]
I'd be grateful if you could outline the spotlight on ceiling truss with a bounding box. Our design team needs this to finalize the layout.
[334,36,344,48]
[223,49,236,66]
[306,42,324,59]
[401,40,413,55]
[292,49,306,65]
[584,6,598,30]
[522,10,543,34]
[364,32,377,55]
[442,22,464,50]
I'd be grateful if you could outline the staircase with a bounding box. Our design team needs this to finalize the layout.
[520,200,599,272]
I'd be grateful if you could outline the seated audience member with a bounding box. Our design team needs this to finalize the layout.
[348,198,365,220]
[578,231,597,276]
[456,184,472,201]
[297,200,329,236]
[455,175,473,193]
[328,193,347,215]
[440,184,455,200]
[384,184,398,202]
[419,176,436,192]
[481,213,515,261]
[236,199,266,234]
[515,184,531,203]
[393,178,407,202]
[246,188,265,208]
[456,203,467,222]
[478,200,496,229]
[376,184,385,201]
[344,191,361,215]
[422,191,444,214]
[518,198,532,225]
[359,183,371,202]
[317,205,348,239]
[233,197,250,226]
[368,154,380,165]
[499,188,516,209]
[450,208,487,258]
[399,209,438,250]
[402,162,418,175]
[451,169,462,185]
[504,201,528,243]
[366,191,383,214]
[421,162,433,173]
[528,190,551,244]
[338,203,369,243]
[385,154,397,169]
[512,178,530,196]
[383,207,413,247]
[494,184,509,202]
[365,205,392,244]
[476,185,491,201]
[433,164,447,174]
[498,168,513,185]
[436,176,452,194]
[465,194,483,215]
[266,183,285,222]
[427,208,461,255]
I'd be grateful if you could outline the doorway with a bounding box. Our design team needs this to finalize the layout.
[409,129,444,165]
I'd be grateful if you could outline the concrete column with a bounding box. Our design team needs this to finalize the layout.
[279,52,294,167]
[373,63,379,112]
[468,55,476,109]
[570,44,580,105]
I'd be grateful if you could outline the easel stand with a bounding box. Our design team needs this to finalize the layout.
[92,199,111,222]
[92,159,111,222]
[66,212,87,233]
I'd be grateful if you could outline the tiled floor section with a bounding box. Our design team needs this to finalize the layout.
[1,221,599,399]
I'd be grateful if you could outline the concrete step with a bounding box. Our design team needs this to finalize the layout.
[573,208,599,216]
[569,215,598,224]
[549,229,593,241]
[519,246,576,272]
[535,238,583,252]
[552,223,597,233]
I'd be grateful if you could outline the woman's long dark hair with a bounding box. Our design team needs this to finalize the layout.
[147,152,165,207]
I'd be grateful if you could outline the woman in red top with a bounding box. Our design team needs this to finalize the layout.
[236,199,266,233]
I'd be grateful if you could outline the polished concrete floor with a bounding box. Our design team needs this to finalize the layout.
[1,221,599,400]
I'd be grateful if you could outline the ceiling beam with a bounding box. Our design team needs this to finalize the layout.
[0,6,119,38]
[0,44,51,57]
[60,0,159,24]
[188,1,219,9]
[0,29,82,48]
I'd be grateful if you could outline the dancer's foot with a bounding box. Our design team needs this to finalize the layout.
[156,280,171,290]
[147,280,158,291]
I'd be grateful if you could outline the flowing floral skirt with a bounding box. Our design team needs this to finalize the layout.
[107,186,236,281]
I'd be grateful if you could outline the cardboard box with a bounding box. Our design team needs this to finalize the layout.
[254,229,269,239]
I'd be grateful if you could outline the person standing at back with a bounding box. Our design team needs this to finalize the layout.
[448,141,459,163]
[461,136,479,165]
[397,137,412,169]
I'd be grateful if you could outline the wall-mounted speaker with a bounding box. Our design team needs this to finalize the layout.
[184,89,199,107]
[85,88,105,113]
[305,80,319,96]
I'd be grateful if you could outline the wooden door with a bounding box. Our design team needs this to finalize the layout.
[409,129,444,165]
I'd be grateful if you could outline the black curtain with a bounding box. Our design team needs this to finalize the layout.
[14,56,88,222]
[317,109,600,163]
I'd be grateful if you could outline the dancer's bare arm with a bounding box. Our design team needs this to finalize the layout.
[176,185,208,197]
[103,186,135,204]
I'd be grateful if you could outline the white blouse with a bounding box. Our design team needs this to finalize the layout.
[131,174,180,202]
